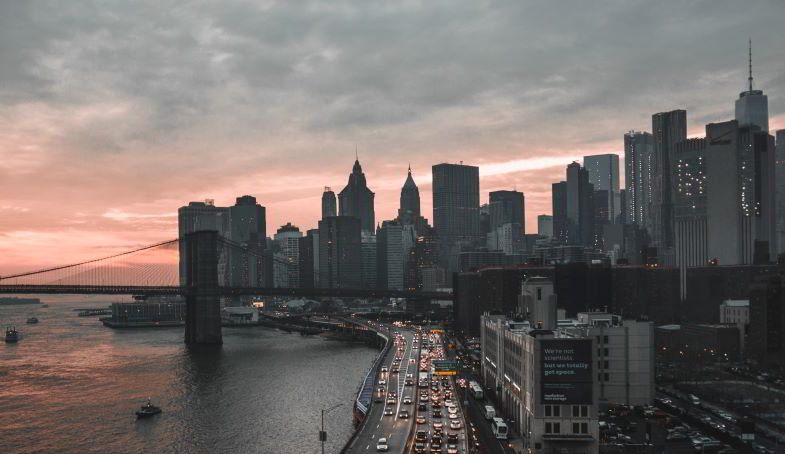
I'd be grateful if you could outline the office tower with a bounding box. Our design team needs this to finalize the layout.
[298,230,318,289]
[377,220,404,290]
[735,40,769,132]
[274,223,302,288]
[318,216,362,289]
[338,158,375,232]
[229,195,267,243]
[651,110,687,250]
[706,120,776,265]
[488,190,525,234]
[673,137,709,296]
[624,131,654,227]
[583,154,620,222]
[397,166,429,234]
[538,215,553,238]
[618,189,627,225]
[593,189,609,249]
[178,200,231,286]
[360,231,377,290]
[777,130,785,253]
[552,182,568,244]
[321,187,337,219]
[432,163,480,271]
[566,162,595,247]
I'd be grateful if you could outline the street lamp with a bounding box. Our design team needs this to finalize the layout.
[320,402,343,454]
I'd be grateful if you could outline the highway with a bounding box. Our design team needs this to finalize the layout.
[348,326,417,453]
[408,331,470,454]
[345,325,471,453]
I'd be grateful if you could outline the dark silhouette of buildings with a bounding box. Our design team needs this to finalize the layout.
[318,216,362,289]
[321,187,337,219]
[338,158,375,232]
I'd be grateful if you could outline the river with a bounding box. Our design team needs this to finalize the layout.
[0,296,378,453]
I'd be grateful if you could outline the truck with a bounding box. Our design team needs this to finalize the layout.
[483,405,496,420]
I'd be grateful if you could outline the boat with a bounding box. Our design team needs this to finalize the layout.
[135,400,162,419]
[0,297,41,306]
[5,327,20,343]
[27,317,39,324]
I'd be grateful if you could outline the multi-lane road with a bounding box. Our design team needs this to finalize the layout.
[347,324,470,453]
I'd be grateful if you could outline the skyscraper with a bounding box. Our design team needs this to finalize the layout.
[552,182,568,244]
[178,200,231,286]
[537,215,553,238]
[321,187,337,219]
[432,163,480,271]
[624,131,654,227]
[488,190,525,234]
[377,220,404,290]
[735,40,769,133]
[228,196,267,287]
[397,166,429,234]
[566,162,595,247]
[318,216,362,289]
[651,109,687,251]
[338,158,375,232]
[274,222,302,288]
[583,154,620,222]
[776,130,785,254]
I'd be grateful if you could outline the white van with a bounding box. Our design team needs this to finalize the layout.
[483,405,496,420]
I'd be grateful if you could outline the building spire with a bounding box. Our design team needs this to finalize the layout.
[748,38,754,92]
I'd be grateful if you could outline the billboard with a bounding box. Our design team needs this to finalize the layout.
[540,338,592,404]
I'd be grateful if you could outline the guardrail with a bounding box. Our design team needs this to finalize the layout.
[341,321,392,453]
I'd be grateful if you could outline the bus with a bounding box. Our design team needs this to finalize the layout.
[469,381,483,399]
[491,417,508,439]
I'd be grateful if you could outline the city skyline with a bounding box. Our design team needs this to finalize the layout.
[1,1,785,272]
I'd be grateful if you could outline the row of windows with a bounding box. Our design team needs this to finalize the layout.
[544,421,590,434]
[544,405,589,418]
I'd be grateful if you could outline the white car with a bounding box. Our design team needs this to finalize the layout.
[448,406,458,414]
[379,379,386,385]
[384,408,394,416]
[450,420,462,429]
[448,412,459,419]
[376,437,389,452]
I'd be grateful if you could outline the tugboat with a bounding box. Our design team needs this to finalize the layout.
[27,317,39,324]
[5,326,20,343]
[135,399,162,419]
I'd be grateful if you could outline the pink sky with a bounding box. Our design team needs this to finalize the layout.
[1,2,783,274]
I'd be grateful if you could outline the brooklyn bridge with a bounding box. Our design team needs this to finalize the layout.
[0,230,450,344]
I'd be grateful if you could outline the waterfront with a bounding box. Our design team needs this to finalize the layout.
[0,297,378,453]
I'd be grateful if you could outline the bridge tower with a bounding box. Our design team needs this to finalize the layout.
[183,230,223,344]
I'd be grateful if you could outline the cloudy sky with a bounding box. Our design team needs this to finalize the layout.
[1,0,784,272]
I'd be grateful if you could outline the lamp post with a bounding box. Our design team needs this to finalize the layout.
[320,402,343,454]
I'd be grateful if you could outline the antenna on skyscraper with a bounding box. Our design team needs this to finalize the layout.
[748,38,754,91]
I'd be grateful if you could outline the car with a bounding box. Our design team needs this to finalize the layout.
[418,403,427,411]
[414,442,426,453]
[416,415,426,424]
[450,420,462,430]
[384,408,394,416]
[447,433,458,443]
[446,443,458,454]
[399,410,409,419]
[448,412,459,419]
[376,438,389,452]
[379,379,386,385]
[448,406,458,414]
[433,422,444,430]
[387,397,396,404]
[415,430,428,442]
[381,367,388,372]
[433,410,442,418]
[403,396,412,404]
